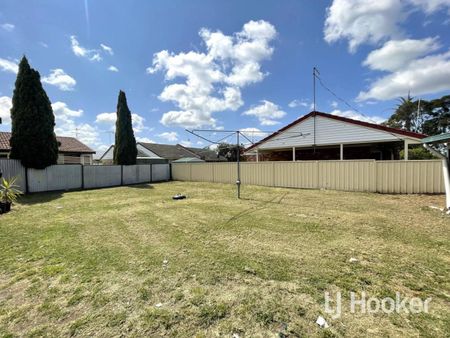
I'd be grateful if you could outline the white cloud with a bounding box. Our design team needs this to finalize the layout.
[1,23,15,32]
[331,101,339,108]
[95,112,116,124]
[100,43,114,55]
[288,99,309,108]
[90,53,102,62]
[363,37,441,71]
[0,58,18,74]
[95,112,147,133]
[240,127,269,144]
[324,0,450,52]
[70,35,102,62]
[52,101,83,118]
[242,100,286,126]
[240,127,267,135]
[51,102,103,151]
[42,69,76,91]
[108,65,119,72]
[358,50,450,101]
[408,0,450,13]
[324,0,404,52]
[158,131,178,142]
[0,96,12,124]
[148,20,276,128]
[136,136,155,143]
[330,109,386,124]
[179,140,192,147]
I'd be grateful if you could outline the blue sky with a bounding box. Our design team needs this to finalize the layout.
[1,0,450,155]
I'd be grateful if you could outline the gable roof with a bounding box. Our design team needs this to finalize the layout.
[138,142,225,161]
[245,111,427,152]
[0,132,95,154]
[138,143,193,160]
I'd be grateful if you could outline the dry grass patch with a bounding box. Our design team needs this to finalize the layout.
[0,182,449,337]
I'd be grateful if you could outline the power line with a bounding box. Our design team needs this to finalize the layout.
[313,69,404,141]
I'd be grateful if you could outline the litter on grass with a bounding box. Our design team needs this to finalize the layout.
[316,316,329,328]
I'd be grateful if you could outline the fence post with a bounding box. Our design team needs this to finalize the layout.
[81,164,84,190]
[25,166,29,194]
[272,162,275,187]
[150,163,153,183]
[121,165,123,186]
[169,163,172,181]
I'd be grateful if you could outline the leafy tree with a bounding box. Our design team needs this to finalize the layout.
[421,95,450,135]
[385,94,450,136]
[217,142,245,162]
[385,94,421,132]
[113,90,137,165]
[400,146,438,160]
[9,56,59,169]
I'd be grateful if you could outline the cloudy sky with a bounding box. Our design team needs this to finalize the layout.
[1,0,450,155]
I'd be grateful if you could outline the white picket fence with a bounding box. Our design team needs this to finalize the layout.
[0,159,170,193]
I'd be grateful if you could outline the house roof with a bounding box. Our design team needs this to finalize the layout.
[0,131,95,154]
[138,143,193,160]
[245,111,427,152]
[138,142,225,161]
[172,157,205,163]
[422,133,450,144]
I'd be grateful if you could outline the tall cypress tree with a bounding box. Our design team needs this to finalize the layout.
[113,90,137,165]
[9,56,59,169]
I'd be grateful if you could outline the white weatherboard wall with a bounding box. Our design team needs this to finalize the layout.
[257,115,415,150]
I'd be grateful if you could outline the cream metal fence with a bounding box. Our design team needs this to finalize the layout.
[172,160,445,194]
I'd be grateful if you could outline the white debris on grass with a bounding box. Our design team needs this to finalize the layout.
[349,257,358,263]
[316,315,329,328]
[155,303,163,308]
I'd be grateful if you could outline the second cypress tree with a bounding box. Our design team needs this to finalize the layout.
[113,90,137,165]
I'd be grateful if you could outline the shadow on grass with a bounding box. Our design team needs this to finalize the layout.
[225,192,289,225]
[18,191,64,205]
[125,183,155,189]
[240,192,289,206]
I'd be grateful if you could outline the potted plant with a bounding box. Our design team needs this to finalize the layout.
[0,177,22,214]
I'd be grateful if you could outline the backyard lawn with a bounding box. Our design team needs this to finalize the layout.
[0,182,449,337]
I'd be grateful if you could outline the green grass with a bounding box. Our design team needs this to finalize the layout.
[0,181,449,337]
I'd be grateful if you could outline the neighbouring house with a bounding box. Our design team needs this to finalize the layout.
[99,142,226,164]
[172,157,205,163]
[0,131,95,165]
[244,111,427,161]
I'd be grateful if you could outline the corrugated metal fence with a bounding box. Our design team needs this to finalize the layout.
[172,160,445,194]
[0,159,170,193]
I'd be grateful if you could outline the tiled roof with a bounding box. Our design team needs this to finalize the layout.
[138,142,225,161]
[139,143,193,160]
[0,132,95,154]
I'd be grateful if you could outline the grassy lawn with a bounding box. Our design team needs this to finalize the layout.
[0,182,449,337]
